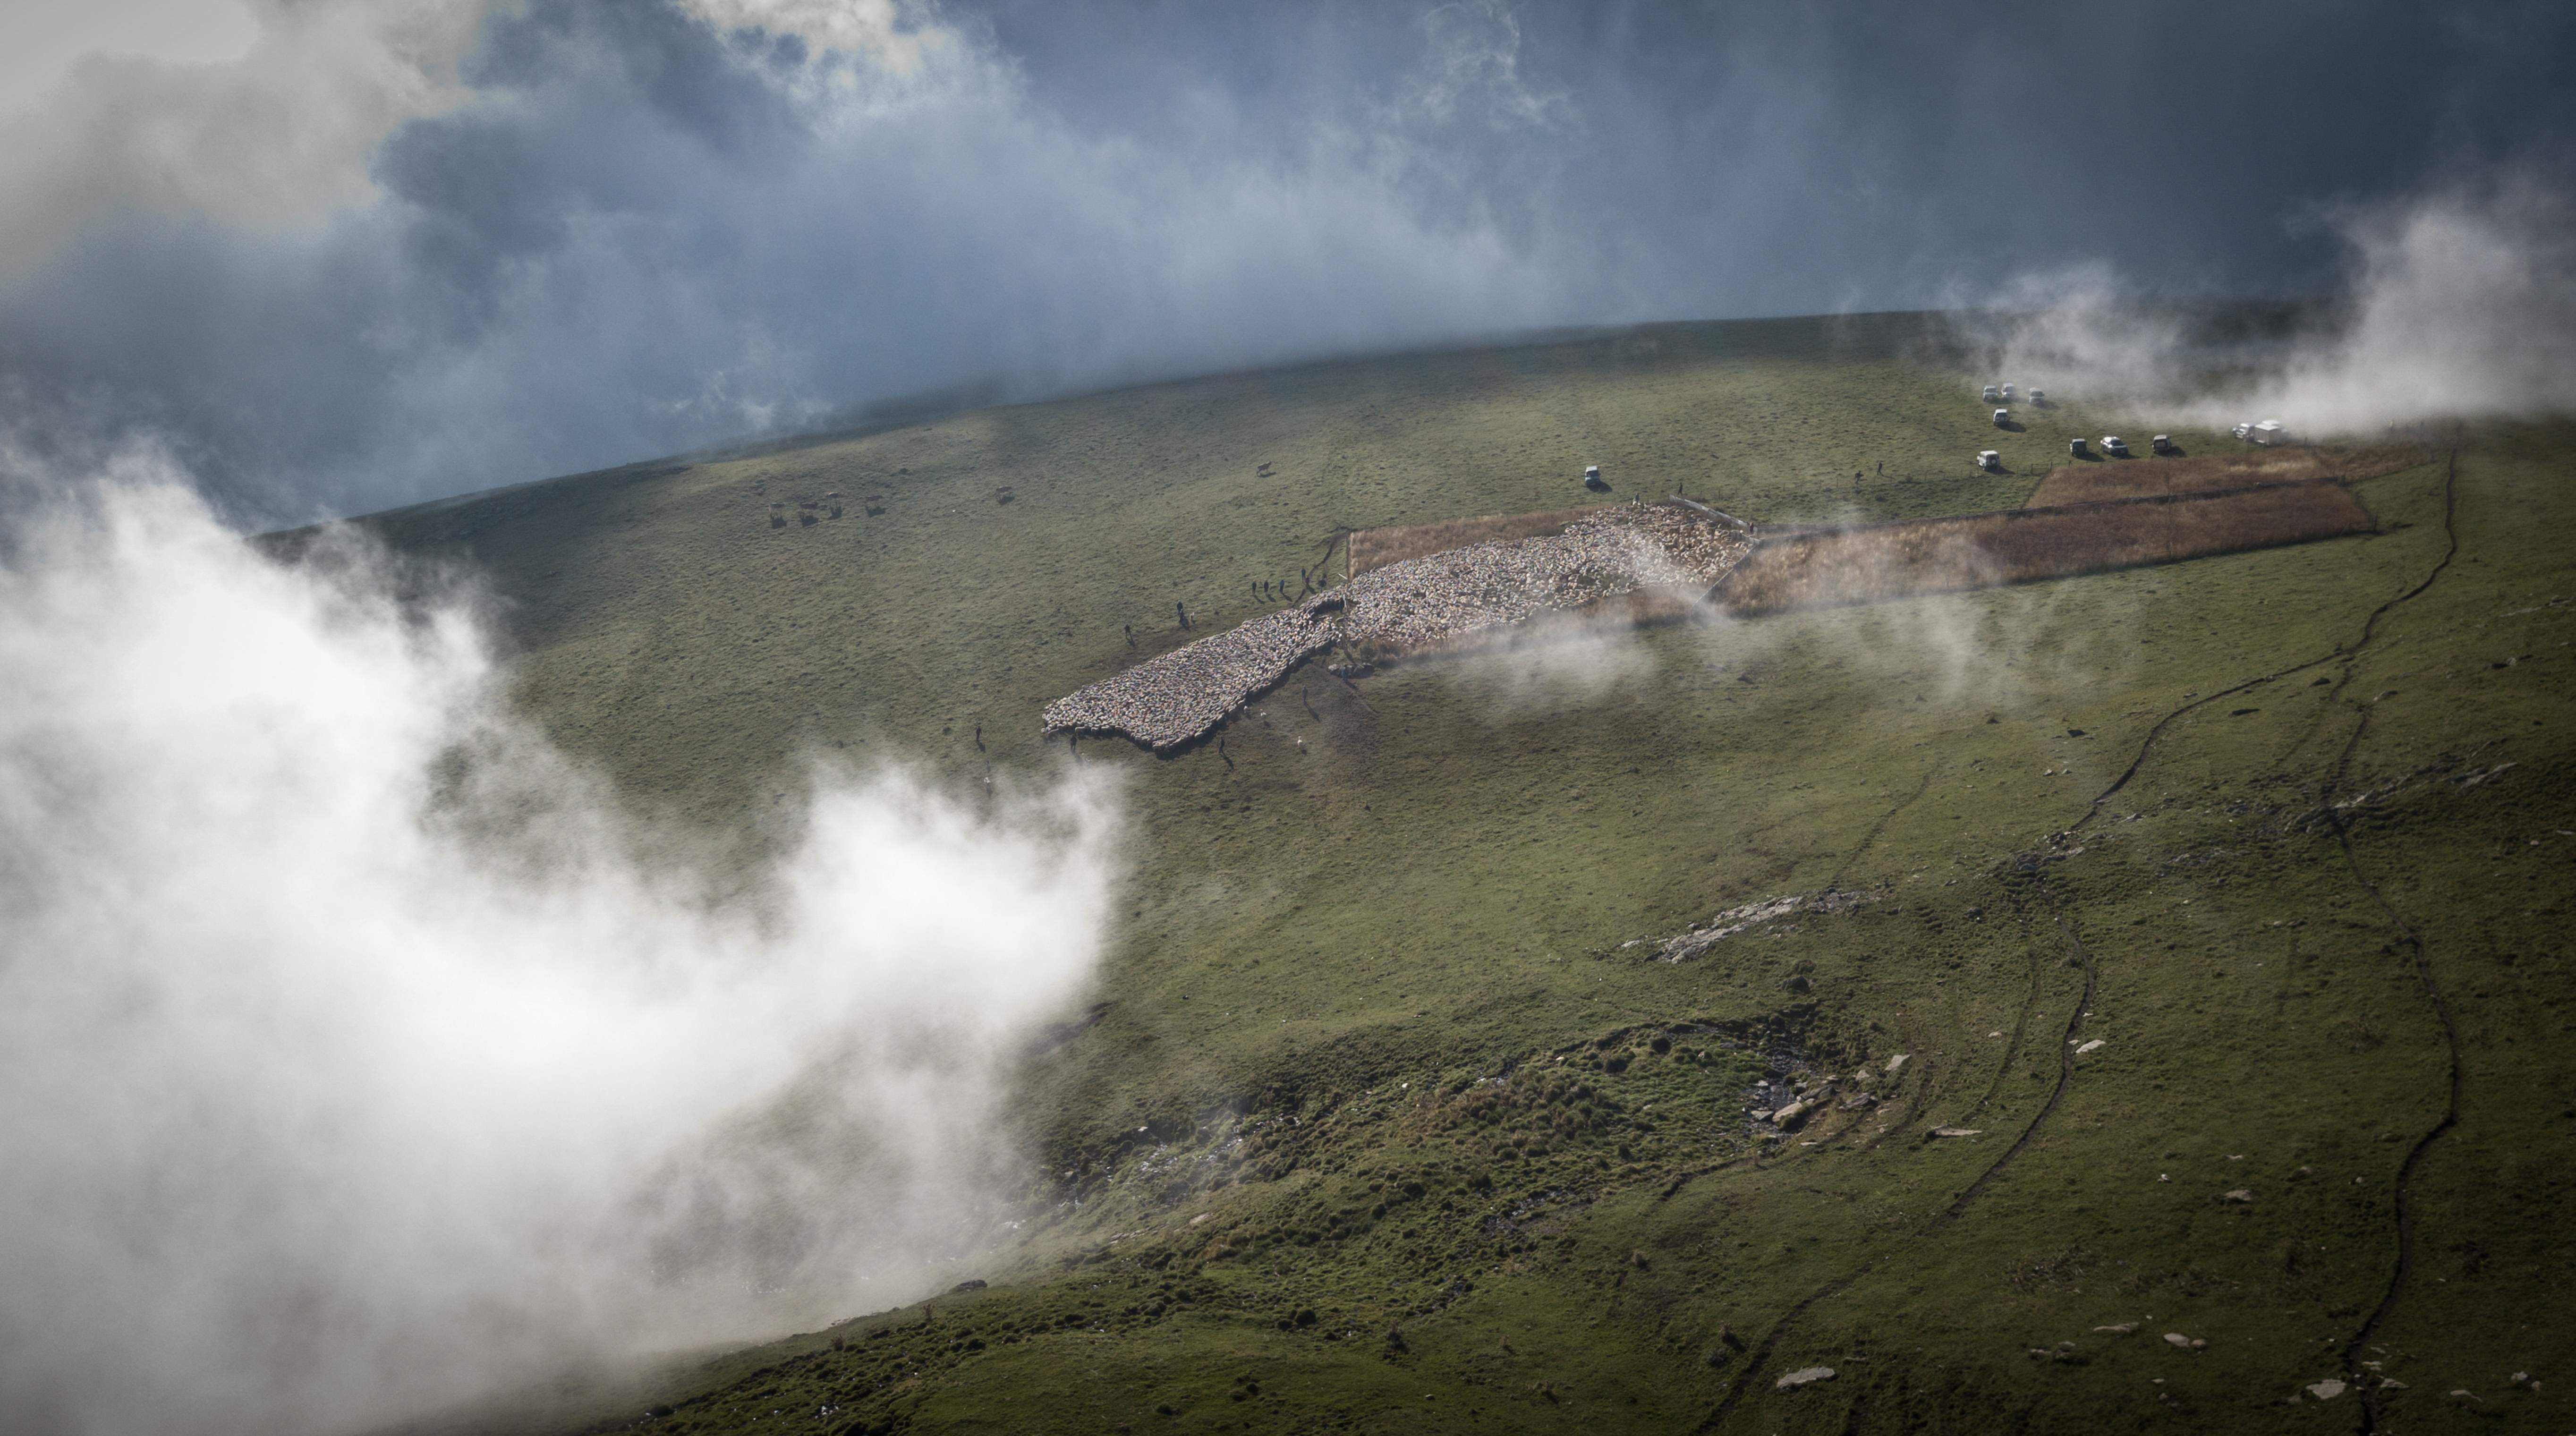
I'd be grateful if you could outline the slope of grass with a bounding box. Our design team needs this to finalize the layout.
[343,316,2575,1434]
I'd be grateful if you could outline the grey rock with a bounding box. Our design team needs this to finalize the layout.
[1775,1366,1836,1390]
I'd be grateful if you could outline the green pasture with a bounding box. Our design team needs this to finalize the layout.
[355,316,2575,1434]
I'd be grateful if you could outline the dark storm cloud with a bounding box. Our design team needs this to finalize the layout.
[0,0,2568,519]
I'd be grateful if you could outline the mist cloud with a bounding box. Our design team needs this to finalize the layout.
[2230,178,2576,433]
[1969,178,2576,438]
[0,463,1120,1435]
[1,0,2567,519]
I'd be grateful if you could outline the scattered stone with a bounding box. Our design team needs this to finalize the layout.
[1189,1213,1211,1226]
[1884,1053,1910,1074]
[2074,1039,2106,1054]
[2221,1189,2253,1204]
[2092,1323,2138,1334]
[1930,1127,1982,1139]
[1772,1101,1810,1129]
[2380,1378,2406,1389]
[2305,1379,2347,1400]
[2510,1371,2533,1389]
[2163,1333,2194,1349]
[1657,889,1876,961]
[1775,1367,1836,1390]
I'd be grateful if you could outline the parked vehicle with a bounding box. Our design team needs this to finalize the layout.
[2250,420,2287,446]
[1977,450,2001,471]
[1583,464,1606,489]
[1993,408,2011,427]
[1981,384,2000,403]
[2028,388,2047,407]
[2102,435,2130,457]
[2000,384,2016,401]
[2151,434,2174,455]
[2070,437,2090,457]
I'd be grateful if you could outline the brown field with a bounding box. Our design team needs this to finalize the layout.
[1709,479,2375,616]
[1346,503,1610,575]
[2021,441,2428,506]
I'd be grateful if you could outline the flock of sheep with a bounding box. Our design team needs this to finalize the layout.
[1042,501,1753,751]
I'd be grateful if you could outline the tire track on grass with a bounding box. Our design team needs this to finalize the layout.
[1825,761,1940,891]
[1928,874,2096,1224]
[2071,451,2457,838]
[1956,877,2061,1126]
[1699,869,2098,1430]
[2313,450,2462,1435]
[1700,454,2457,1430]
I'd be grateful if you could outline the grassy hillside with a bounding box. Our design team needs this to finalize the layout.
[353,315,2576,1434]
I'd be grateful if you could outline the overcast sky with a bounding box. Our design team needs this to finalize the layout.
[0,0,2568,520]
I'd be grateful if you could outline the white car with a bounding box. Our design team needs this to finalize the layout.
[2028,388,2046,407]
[2101,435,2130,457]
[2000,384,2016,401]
[1977,450,2001,471]
[1993,408,2011,427]
[2233,422,2252,441]
[1981,385,2000,402]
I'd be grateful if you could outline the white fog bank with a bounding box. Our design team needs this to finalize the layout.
[1972,179,2576,438]
[0,472,1120,1435]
